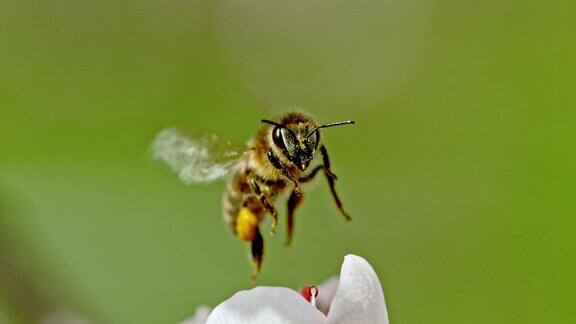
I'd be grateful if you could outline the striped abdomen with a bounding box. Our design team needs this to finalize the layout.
[222,167,263,236]
[222,165,288,240]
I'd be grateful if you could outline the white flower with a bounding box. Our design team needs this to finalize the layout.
[181,306,212,324]
[182,254,389,324]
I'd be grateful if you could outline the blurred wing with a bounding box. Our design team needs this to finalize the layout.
[151,127,246,184]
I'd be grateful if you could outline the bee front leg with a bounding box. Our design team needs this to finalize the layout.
[267,149,301,193]
[298,165,324,183]
[319,145,352,221]
[249,178,279,235]
[250,226,264,281]
[285,189,304,247]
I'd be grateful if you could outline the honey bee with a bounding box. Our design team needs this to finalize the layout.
[152,110,354,279]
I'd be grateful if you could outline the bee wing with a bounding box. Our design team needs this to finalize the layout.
[151,127,246,184]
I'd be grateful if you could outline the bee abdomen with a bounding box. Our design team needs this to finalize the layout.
[222,179,243,231]
[222,166,271,238]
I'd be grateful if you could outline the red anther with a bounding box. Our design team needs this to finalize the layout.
[299,285,318,303]
[300,286,312,302]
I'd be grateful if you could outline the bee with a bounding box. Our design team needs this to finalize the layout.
[151,110,354,279]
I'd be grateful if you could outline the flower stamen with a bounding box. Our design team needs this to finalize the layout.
[299,285,319,309]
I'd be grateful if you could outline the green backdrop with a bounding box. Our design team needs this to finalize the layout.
[0,0,573,323]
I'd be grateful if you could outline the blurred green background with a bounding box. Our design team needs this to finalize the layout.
[0,0,574,323]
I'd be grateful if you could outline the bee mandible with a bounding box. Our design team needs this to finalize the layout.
[152,110,354,279]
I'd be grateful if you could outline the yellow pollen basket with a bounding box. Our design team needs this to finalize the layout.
[235,208,258,241]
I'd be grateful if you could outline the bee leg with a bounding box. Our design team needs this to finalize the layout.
[319,145,352,221]
[298,165,324,183]
[250,226,264,281]
[249,178,279,235]
[267,149,301,193]
[285,189,304,247]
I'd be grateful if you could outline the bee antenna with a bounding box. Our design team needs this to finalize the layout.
[261,119,298,138]
[261,119,283,127]
[307,120,356,138]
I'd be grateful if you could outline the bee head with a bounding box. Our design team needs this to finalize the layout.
[262,114,355,171]
[270,123,317,171]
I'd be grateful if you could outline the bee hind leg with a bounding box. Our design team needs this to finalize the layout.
[250,226,264,281]
[285,190,304,247]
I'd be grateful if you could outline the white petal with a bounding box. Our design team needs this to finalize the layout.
[316,276,339,315]
[206,286,326,324]
[181,305,212,324]
[327,255,389,324]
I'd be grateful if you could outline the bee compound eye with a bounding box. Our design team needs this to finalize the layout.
[272,126,298,160]
[307,129,320,149]
[280,128,297,157]
[272,127,286,151]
